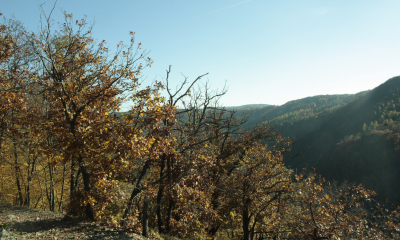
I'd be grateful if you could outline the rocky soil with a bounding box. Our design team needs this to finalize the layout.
[0,204,148,239]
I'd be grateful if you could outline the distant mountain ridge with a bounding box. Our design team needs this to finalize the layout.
[224,104,270,110]
[237,92,368,129]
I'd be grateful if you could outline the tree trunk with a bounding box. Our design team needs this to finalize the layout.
[165,157,173,234]
[142,195,149,237]
[78,157,94,220]
[69,158,76,213]
[35,165,46,210]
[166,198,174,233]
[58,163,67,212]
[242,181,251,240]
[123,160,149,220]
[208,188,221,236]
[24,156,36,207]
[13,142,23,206]
[156,185,165,233]
[250,219,257,240]
[48,163,55,211]
[24,174,30,207]
[157,157,166,233]
[243,208,250,240]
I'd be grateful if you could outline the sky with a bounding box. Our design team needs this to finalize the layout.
[2,0,400,110]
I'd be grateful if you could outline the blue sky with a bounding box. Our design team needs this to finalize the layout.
[2,0,400,110]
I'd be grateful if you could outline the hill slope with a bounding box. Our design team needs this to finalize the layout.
[238,92,367,129]
[241,76,400,205]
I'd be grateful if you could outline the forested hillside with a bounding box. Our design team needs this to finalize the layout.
[237,92,367,129]
[238,77,400,206]
[1,10,400,240]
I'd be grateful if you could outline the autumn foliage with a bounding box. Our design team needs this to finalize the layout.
[0,11,399,239]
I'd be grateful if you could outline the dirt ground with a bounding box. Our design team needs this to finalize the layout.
[0,204,148,239]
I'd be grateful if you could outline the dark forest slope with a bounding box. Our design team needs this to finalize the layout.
[241,76,400,205]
